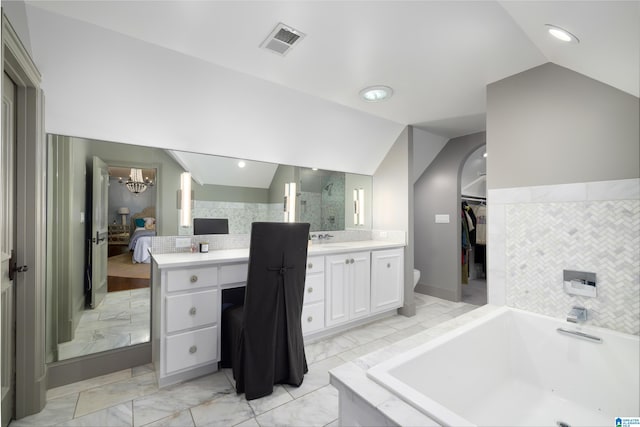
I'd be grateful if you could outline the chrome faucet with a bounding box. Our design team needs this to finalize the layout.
[567,306,587,323]
[317,233,334,240]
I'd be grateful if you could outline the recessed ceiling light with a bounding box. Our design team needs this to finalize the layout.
[483,152,487,158]
[360,85,393,102]
[312,168,318,171]
[545,24,579,44]
[238,161,246,168]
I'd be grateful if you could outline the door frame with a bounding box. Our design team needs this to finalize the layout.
[2,13,47,419]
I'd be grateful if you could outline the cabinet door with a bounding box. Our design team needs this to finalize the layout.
[325,254,350,326]
[371,249,404,314]
[350,251,371,320]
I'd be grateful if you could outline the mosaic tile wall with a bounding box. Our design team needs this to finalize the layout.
[151,233,251,254]
[489,178,639,335]
[178,200,282,235]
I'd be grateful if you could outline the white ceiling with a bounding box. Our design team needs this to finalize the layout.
[11,1,640,176]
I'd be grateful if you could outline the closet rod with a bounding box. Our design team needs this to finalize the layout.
[461,195,486,202]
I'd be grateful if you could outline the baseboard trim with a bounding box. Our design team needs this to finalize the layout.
[415,283,458,302]
[47,343,151,389]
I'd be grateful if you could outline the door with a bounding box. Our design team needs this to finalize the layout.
[371,249,404,314]
[325,254,349,326]
[1,73,17,427]
[349,251,370,320]
[90,156,109,308]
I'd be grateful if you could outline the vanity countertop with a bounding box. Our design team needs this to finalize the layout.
[151,240,405,269]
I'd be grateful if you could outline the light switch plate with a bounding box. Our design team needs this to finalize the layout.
[435,214,450,224]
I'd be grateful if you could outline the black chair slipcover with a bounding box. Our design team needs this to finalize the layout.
[222,222,311,400]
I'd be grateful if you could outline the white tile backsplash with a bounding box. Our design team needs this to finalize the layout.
[488,178,640,335]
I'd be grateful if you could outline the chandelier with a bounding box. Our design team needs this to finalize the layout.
[123,168,151,194]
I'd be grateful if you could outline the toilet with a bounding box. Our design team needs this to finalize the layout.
[413,269,420,290]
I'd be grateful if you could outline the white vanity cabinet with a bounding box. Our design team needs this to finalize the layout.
[301,256,325,335]
[152,241,404,387]
[370,248,404,314]
[325,251,371,327]
[155,264,221,387]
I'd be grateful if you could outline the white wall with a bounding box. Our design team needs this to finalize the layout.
[24,5,404,176]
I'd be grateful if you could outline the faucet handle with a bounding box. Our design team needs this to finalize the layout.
[567,306,588,323]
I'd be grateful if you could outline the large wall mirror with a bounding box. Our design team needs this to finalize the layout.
[46,134,372,363]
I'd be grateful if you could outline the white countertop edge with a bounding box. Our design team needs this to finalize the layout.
[151,240,405,269]
[328,304,500,426]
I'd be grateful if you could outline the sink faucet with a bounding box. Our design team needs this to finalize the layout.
[318,233,334,240]
[567,306,587,323]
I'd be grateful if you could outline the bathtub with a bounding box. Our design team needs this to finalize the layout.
[367,306,639,427]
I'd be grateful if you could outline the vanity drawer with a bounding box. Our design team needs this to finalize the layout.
[219,263,248,285]
[166,289,218,333]
[306,256,324,274]
[301,302,325,335]
[166,266,217,292]
[165,326,218,374]
[303,274,324,304]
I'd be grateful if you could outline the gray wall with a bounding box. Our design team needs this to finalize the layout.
[268,164,296,204]
[80,138,186,235]
[373,126,414,315]
[46,135,87,356]
[412,127,449,184]
[487,62,639,189]
[414,132,486,301]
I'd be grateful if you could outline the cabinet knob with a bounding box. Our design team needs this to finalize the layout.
[345,259,349,264]
[307,287,313,293]
[387,263,391,268]
[189,345,197,354]
[190,275,198,283]
[189,307,197,316]
[307,316,313,322]
[350,259,355,264]
[308,263,313,269]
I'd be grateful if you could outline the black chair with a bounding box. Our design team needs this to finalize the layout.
[222,222,311,400]
[193,218,229,235]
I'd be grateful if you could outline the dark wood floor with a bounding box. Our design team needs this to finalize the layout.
[107,276,150,292]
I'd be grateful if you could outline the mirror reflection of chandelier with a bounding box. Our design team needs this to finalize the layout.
[126,168,148,194]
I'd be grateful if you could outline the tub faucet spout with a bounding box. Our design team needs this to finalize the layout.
[567,306,587,323]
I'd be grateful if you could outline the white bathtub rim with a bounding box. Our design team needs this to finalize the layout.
[366,305,639,427]
[367,305,507,427]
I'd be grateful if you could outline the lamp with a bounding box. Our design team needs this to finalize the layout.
[354,188,365,226]
[179,172,192,227]
[117,207,130,225]
[283,182,297,223]
[125,168,147,194]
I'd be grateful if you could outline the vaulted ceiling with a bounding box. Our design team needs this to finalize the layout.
[9,1,639,175]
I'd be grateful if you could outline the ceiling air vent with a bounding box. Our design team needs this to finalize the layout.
[261,23,305,56]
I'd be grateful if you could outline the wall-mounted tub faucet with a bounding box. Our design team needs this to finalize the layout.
[567,306,587,323]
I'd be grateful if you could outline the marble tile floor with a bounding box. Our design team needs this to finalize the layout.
[16,293,478,427]
[461,278,487,306]
[57,288,151,361]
